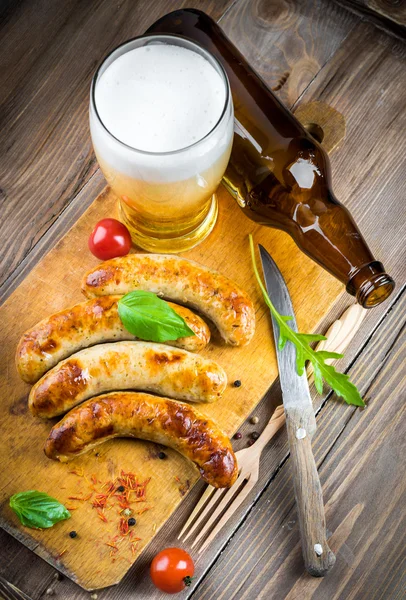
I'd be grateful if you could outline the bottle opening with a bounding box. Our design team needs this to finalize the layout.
[347,262,395,308]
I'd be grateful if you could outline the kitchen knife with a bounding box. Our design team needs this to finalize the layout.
[259,244,336,577]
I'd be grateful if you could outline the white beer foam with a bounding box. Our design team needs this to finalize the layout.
[90,43,233,183]
[95,45,226,153]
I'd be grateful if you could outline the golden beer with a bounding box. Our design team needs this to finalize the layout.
[90,35,234,252]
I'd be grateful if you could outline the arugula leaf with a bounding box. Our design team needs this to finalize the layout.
[118,291,195,343]
[249,235,364,407]
[10,491,71,529]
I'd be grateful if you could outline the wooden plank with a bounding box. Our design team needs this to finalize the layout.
[185,20,406,598]
[192,288,406,600]
[0,0,357,302]
[0,0,235,292]
[0,3,404,599]
[335,0,406,38]
[220,0,357,107]
[292,23,406,277]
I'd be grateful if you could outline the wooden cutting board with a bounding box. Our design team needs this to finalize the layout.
[0,179,343,590]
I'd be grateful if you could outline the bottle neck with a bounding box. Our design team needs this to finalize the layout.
[346,262,395,308]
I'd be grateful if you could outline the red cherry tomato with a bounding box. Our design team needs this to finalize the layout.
[150,548,195,594]
[88,218,132,260]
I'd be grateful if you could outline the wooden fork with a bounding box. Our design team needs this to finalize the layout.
[178,404,285,553]
[178,303,366,553]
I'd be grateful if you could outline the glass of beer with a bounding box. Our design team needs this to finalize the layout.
[89,34,234,252]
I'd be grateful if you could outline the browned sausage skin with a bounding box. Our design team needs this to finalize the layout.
[29,341,227,418]
[44,392,238,488]
[16,296,210,384]
[81,254,255,346]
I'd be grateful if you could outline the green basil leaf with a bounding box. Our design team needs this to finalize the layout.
[118,291,195,343]
[10,491,71,529]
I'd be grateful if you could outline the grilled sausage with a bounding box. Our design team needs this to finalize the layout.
[29,341,227,418]
[16,296,210,384]
[44,391,238,488]
[81,254,255,346]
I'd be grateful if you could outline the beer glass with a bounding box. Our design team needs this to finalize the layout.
[90,34,234,253]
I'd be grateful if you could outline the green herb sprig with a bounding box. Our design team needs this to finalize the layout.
[249,235,364,407]
[10,491,71,529]
[118,291,195,343]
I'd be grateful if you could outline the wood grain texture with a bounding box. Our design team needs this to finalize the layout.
[294,101,346,153]
[192,288,406,600]
[335,0,406,38]
[293,21,406,279]
[0,0,234,293]
[0,1,405,598]
[220,0,358,106]
[0,0,359,303]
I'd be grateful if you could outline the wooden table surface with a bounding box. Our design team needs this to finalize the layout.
[1,1,405,599]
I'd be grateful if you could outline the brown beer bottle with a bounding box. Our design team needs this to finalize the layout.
[146,10,395,307]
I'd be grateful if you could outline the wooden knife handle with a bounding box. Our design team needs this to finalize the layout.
[286,413,336,577]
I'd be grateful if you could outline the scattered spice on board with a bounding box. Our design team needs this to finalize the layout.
[67,493,93,502]
[68,468,152,562]
[174,476,190,497]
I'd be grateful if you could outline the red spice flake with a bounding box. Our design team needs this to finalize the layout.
[135,507,150,516]
[101,480,116,493]
[116,491,129,503]
[69,468,84,477]
[96,509,108,523]
[65,506,78,511]
[92,493,110,509]
[65,468,151,563]
[55,549,68,560]
[67,492,93,502]
[118,470,139,491]
[105,541,119,551]
[119,517,129,536]
[131,541,138,556]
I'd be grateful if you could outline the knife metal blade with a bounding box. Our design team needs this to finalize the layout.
[259,244,335,577]
[259,244,316,437]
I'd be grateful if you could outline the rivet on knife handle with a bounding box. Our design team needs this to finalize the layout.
[286,410,336,577]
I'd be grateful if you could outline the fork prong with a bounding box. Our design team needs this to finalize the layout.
[190,472,247,548]
[178,485,215,540]
[182,485,226,543]
[198,477,256,553]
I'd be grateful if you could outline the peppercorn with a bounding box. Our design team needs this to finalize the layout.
[69,531,77,538]
[234,432,242,440]
[248,439,256,447]
[250,416,259,424]
[251,432,260,440]
[233,380,242,387]
[128,517,136,526]
[158,451,167,459]
[117,485,125,492]
[95,452,99,457]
